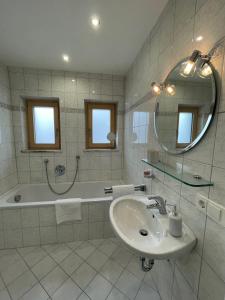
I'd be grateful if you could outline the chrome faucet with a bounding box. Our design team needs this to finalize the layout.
[146,196,167,215]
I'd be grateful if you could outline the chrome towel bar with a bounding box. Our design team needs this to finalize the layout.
[104,184,146,194]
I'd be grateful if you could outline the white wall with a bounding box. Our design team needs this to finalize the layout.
[0,64,17,195]
[9,67,124,184]
[124,0,225,299]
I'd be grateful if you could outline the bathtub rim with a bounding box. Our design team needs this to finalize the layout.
[0,181,119,209]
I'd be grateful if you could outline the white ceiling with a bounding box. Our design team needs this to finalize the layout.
[0,0,167,74]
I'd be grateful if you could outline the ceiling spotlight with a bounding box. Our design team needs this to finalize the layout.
[62,54,69,62]
[196,36,203,42]
[71,79,75,82]
[91,16,100,28]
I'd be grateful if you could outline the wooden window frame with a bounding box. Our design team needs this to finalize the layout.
[26,99,61,150]
[85,101,117,149]
[176,105,198,148]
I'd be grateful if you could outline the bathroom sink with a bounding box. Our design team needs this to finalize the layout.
[109,195,196,259]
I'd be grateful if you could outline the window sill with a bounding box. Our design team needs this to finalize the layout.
[83,149,120,152]
[21,149,63,153]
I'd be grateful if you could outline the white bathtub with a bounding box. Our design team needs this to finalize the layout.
[0,180,122,208]
[0,180,127,249]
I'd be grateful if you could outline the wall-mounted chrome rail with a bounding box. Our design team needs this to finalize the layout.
[104,184,146,194]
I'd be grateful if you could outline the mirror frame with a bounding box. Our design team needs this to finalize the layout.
[154,57,217,155]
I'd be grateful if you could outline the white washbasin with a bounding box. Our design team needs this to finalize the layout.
[109,194,197,259]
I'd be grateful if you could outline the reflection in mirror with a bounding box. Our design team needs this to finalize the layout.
[155,59,216,154]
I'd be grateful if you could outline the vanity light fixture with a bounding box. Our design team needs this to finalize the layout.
[151,82,176,96]
[180,50,201,77]
[165,84,176,96]
[180,49,212,78]
[151,82,163,95]
[199,63,212,78]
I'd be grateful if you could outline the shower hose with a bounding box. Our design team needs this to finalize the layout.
[44,155,80,195]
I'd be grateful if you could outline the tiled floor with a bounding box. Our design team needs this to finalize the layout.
[0,238,161,300]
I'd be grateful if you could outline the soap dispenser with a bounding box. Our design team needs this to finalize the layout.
[168,205,182,237]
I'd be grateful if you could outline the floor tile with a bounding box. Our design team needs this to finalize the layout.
[1,258,28,285]
[98,240,118,256]
[143,271,158,290]
[20,283,49,300]
[60,252,83,275]
[115,269,141,299]
[89,239,105,247]
[0,289,11,300]
[135,282,161,300]
[71,262,96,289]
[40,266,68,296]
[52,278,82,300]
[77,293,91,300]
[42,244,72,263]
[7,270,37,300]
[100,258,123,284]
[86,249,108,271]
[18,247,47,267]
[111,247,133,268]
[85,274,112,300]
[0,251,21,273]
[126,257,145,280]
[31,255,57,280]
[75,242,96,259]
[66,241,83,250]
[107,287,129,300]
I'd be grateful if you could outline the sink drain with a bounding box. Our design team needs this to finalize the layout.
[139,229,148,236]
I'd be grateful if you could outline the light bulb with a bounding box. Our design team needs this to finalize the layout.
[199,63,212,78]
[180,61,196,77]
[151,82,161,95]
[165,84,176,96]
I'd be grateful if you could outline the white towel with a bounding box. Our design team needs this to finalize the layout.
[112,184,134,199]
[55,198,82,224]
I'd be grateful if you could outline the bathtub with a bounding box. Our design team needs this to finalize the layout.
[0,180,123,249]
[0,180,121,208]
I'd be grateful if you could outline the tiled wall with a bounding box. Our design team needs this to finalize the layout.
[124,0,225,299]
[0,201,114,250]
[0,64,18,195]
[9,67,124,184]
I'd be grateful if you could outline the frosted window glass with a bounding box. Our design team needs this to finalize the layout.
[92,109,110,144]
[178,112,193,144]
[33,107,55,144]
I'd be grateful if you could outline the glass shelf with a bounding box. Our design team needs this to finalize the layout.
[142,159,213,187]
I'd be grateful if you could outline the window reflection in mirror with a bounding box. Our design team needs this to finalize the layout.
[176,106,198,148]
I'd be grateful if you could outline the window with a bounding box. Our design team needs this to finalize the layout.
[85,102,117,149]
[176,105,198,148]
[26,99,61,150]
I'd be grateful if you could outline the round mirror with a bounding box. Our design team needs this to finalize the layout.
[154,58,217,154]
